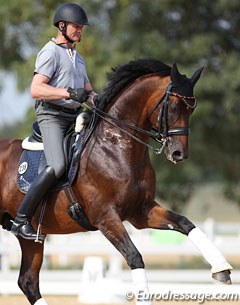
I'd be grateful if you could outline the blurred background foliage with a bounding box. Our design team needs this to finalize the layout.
[0,0,240,212]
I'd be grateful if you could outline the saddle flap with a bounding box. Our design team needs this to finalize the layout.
[18,128,87,194]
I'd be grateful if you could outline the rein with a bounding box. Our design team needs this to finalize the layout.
[82,83,195,154]
[84,104,164,154]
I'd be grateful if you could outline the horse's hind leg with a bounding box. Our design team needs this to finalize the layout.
[129,201,233,284]
[97,210,153,305]
[18,238,48,305]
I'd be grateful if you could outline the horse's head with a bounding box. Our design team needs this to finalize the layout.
[149,63,203,163]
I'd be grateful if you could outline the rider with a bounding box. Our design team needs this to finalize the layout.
[11,3,97,241]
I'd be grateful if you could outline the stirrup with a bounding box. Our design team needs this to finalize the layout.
[11,221,45,242]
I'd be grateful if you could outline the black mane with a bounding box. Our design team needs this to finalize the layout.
[99,59,171,108]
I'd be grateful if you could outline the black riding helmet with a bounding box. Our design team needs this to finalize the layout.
[53,3,90,43]
[53,3,90,27]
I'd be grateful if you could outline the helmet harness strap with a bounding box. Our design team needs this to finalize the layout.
[59,21,74,44]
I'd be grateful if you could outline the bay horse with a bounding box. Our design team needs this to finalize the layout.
[0,59,232,305]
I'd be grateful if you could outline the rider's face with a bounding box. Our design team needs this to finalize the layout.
[66,22,84,42]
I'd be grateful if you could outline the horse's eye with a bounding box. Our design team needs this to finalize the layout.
[170,103,178,113]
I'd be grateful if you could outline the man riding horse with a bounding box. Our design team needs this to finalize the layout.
[11,3,97,241]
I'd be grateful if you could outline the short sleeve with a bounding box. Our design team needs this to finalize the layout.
[34,48,57,79]
[83,64,90,85]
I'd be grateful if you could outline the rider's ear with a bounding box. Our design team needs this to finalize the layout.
[58,21,65,31]
[190,67,204,86]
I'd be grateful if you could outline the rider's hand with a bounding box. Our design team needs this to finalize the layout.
[67,87,89,103]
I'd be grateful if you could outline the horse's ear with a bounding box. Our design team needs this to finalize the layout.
[171,63,183,84]
[190,67,204,86]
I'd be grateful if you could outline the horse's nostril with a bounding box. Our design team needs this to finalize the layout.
[172,150,183,161]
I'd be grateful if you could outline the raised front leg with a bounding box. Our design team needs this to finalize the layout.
[18,238,48,305]
[97,209,152,305]
[129,201,233,284]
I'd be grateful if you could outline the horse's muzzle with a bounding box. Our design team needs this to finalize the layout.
[164,140,188,164]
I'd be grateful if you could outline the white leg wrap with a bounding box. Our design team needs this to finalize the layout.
[34,298,49,305]
[131,268,153,305]
[188,227,233,273]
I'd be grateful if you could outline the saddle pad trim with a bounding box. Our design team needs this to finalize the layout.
[22,137,44,151]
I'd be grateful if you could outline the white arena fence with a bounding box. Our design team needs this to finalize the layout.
[0,218,239,274]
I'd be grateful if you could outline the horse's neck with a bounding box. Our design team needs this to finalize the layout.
[107,77,158,128]
[92,77,165,162]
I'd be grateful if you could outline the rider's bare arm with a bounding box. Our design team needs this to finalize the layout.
[31,73,70,100]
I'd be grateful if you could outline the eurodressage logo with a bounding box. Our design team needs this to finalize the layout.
[18,161,28,174]
[125,291,240,303]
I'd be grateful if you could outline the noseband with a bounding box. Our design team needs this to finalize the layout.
[150,83,197,143]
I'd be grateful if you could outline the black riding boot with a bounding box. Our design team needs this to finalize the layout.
[11,166,56,241]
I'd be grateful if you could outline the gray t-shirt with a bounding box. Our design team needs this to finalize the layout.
[34,38,90,109]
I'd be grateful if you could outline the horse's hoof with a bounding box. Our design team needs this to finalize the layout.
[212,270,232,284]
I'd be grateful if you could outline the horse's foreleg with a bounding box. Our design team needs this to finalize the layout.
[130,201,233,284]
[98,211,153,305]
[18,238,48,305]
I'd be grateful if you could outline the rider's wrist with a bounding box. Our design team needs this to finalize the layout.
[66,88,71,100]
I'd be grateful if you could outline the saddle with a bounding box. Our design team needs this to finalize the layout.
[17,112,98,231]
[18,112,89,194]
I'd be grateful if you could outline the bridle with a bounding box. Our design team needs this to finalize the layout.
[149,82,197,143]
[82,82,197,154]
